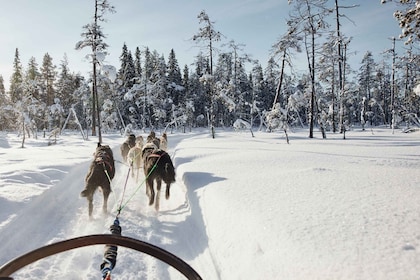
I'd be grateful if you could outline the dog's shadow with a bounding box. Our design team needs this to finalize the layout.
[159,171,225,217]
[181,171,225,192]
[156,171,225,265]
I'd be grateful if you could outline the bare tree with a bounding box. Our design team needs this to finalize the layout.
[334,0,358,133]
[76,0,115,143]
[288,0,331,138]
[271,24,302,110]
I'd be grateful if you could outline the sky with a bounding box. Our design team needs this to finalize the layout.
[0,127,419,279]
[0,0,405,91]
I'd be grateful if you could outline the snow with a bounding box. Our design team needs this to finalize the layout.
[1,127,420,279]
[414,83,420,97]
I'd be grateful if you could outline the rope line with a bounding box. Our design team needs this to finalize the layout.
[97,148,167,279]
[103,150,164,216]
[102,164,119,207]
[117,151,165,214]
[115,164,132,217]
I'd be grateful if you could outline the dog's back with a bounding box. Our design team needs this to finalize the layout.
[142,143,175,209]
[84,144,115,189]
[127,141,143,169]
[143,149,175,184]
[146,131,160,149]
[81,143,115,216]
[135,135,144,147]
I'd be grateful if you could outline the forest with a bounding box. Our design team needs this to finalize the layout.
[0,0,418,140]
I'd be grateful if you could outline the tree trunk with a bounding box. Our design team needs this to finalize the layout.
[309,31,315,139]
[94,60,102,143]
[272,50,286,110]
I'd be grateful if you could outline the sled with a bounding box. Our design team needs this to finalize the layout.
[0,234,202,280]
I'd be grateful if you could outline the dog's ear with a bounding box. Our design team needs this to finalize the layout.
[97,142,101,147]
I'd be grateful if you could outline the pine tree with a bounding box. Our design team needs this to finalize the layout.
[134,46,142,78]
[150,52,169,128]
[9,48,24,103]
[263,58,279,111]
[143,47,153,81]
[56,54,78,116]
[40,53,56,108]
[125,51,136,89]
[0,75,5,104]
[214,52,234,126]
[167,49,183,106]
[190,54,208,126]
[118,43,129,81]
[23,57,44,131]
[250,63,265,129]
[118,43,136,89]
[25,57,41,101]
[0,75,10,130]
[179,64,194,130]
[358,51,376,127]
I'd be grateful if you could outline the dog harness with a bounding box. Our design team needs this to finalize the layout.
[95,151,114,172]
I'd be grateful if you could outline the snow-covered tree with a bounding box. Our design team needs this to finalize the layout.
[23,57,44,131]
[134,47,142,78]
[263,58,279,111]
[9,48,24,103]
[55,54,78,115]
[149,52,169,127]
[358,51,377,126]
[288,0,331,138]
[317,33,340,131]
[0,75,12,130]
[382,0,420,45]
[167,49,183,106]
[75,0,115,142]
[249,63,266,129]
[26,57,41,100]
[119,43,136,89]
[192,10,223,138]
[271,24,302,110]
[40,53,56,107]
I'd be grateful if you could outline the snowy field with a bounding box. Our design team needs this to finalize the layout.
[0,127,419,279]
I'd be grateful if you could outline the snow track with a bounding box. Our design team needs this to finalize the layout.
[2,136,216,279]
[4,129,419,279]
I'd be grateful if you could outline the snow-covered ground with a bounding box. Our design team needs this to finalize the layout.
[0,127,419,279]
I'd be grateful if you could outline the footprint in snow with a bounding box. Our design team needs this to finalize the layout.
[402,243,415,251]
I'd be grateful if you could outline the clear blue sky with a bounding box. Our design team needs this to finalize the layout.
[0,0,404,90]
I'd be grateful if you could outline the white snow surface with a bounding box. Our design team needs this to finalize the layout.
[0,127,420,279]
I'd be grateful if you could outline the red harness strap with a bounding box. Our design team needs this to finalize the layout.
[147,151,167,159]
[95,154,114,173]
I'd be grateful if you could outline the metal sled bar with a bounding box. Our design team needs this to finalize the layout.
[0,234,202,280]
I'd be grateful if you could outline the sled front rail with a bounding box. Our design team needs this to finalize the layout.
[0,234,202,280]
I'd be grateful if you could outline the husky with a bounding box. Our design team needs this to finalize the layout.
[142,142,175,211]
[120,134,136,163]
[127,135,144,182]
[81,143,115,217]
[159,133,168,151]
